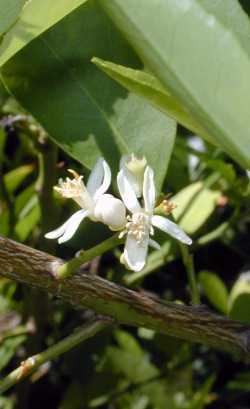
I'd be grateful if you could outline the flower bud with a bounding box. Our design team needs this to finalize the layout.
[94,194,127,230]
[120,154,147,197]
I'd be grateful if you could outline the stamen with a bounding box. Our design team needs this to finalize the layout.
[67,169,81,179]
[125,212,151,244]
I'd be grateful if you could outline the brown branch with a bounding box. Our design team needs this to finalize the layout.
[0,234,250,360]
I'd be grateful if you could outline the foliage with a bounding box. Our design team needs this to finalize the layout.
[0,0,250,408]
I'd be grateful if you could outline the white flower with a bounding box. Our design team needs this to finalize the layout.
[45,158,126,243]
[117,166,192,272]
[120,153,147,198]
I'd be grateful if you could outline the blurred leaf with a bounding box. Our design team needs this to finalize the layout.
[105,330,158,383]
[189,375,215,409]
[59,383,83,409]
[14,202,40,241]
[0,206,10,236]
[4,164,34,194]
[0,0,25,37]
[228,273,250,324]
[0,334,26,371]
[227,371,250,392]
[0,128,6,161]
[198,271,228,314]
[0,0,88,65]
[205,160,236,185]
[100,0,250,169]
[172,182,221,234]
[14,183,36,216]
[0,0,176,192]
[0,396,15,409]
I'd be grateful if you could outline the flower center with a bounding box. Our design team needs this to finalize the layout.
[54,169,94,211]
[126,212,153,244]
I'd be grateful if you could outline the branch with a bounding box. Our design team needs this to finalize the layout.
[0,319,109,394]
[0,235,250,360]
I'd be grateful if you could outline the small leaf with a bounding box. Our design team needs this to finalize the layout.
[0,334,26,371]
[4,164,34,194]
[228,273,250,324]
[14,202,40,241]
[198,271,228,314]
[172,182,221,234]
[92,57,215,147]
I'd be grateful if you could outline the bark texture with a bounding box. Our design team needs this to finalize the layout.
[1,235,250,360]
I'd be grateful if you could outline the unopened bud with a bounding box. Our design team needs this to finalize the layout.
[120,153,147,197]
[94,194,126,230]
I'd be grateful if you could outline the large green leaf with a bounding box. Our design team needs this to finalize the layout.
[0,0,176,191]
[0,0,25,38]
[100,0,250,169]
[92,57,215,146]
[0,0,88,65]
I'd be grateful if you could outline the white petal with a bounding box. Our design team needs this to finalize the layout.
[45,209,88,243]
[143,166,155,214]
[87,158,111,200]
[120,154,143,198]
[93,160,111,201]
[123,235,149,271]
[152,215,192,245]
[149,238,161,250]
[117,169,141,213]
[94,193,126,230]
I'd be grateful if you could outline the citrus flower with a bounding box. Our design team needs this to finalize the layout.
[117,166,192,271]
[45,158,126,243]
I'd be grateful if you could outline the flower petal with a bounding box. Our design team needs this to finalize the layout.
[87,158,111,200]
[123,234,149,271]
[45,209,88,243]
[152,215,192,245]
[117,169,141,213]
[143,166,155,214]
[149,238,161,250]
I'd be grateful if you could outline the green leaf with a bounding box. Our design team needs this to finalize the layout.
[172,181,221,234]
[14,202,40,241]
[3,164,34,194]
[198,271,228,314]
[100,0,250,169]
[92,57,215,146]
[0,0,176,192]
[0,0,88,66]
[106,330,158,383]
[228,273,250,324]
[0,0,25,37]
[0,334,26,371]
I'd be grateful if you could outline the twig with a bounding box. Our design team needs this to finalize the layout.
[56,233,124,279]
[0,235,250,360]
[0,319,109,394]
[179,244,200,305]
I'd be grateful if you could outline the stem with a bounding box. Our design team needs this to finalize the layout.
[179,244,200,305]
[0,319,109,394]
[0,234,250,360]
[36,138,58,251]
[56,233,124,279]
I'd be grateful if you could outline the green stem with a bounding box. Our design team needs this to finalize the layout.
[179,244,200,305]
[0,319,109,394]
[56,233,124,279]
